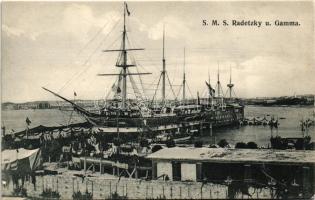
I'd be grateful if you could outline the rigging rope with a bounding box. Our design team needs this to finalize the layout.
[127,68,144,100]
[186,81,194,99]
[126,34,148,99]
[127,69,151,116]
[77,13,117,56]
[57,16,122,94]
[175,84,183,100]
[166,73,177,99]
[151,73,162,103]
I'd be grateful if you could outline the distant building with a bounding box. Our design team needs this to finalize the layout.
[1,102,18,110]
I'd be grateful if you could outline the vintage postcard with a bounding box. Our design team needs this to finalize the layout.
[1,1,314,199]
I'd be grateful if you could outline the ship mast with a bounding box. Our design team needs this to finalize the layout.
[152,26,177,104]
[216,63,223,98]
[98,2,150,109]
[208,66,213,106]
[215,62,225,108]
[183,48,186,102]
[162,25,166,103]
[122,3,127,108]
[227,65,234,99]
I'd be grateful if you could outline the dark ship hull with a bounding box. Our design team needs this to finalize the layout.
[76,105,244,134]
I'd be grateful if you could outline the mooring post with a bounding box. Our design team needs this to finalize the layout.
[200,185,203,199]
[76,178,79,192]
[152,161,157,179]
[256,189,259,199]
[42,176,45,192]
[56,177,58,192]
[84,157,87,174]
[72,177,74,193]
[135,164,138,179]
[91,180,94,197]
[100,156,103,174]
[179,186,182,199]
[109,181,112,196]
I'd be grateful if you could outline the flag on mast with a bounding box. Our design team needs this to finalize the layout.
[117,87,122,93]
[74,91,77,96]
[205,81,215,96]
[125,3,131,16]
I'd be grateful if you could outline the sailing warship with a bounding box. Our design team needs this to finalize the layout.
[43,3,244,135]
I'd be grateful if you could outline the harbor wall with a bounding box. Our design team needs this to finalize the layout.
[1,174,274,199]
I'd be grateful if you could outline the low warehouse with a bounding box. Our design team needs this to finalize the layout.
[147,147,315,198]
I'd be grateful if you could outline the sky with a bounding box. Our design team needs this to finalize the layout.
[2,1,315,103]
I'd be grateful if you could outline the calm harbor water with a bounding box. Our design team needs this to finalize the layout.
[2,106,314,147]
[206,106,315,147]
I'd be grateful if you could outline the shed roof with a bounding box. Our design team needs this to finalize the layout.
[147,147,315,165]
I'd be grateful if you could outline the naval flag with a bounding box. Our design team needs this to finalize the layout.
[125,3,131,16]
[205,81,215,96]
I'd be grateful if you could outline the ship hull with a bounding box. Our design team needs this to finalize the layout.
[87,105,244,134]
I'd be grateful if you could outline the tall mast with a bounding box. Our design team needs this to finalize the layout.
[217,63,220,98]
[183,48,186,101]
[208,66,212,101]
[121,2,128,109]
[229,66,232,98]
[216,62,224,102]
[227,65,234,99]
[99,2,149,109]
[162,24,166,103]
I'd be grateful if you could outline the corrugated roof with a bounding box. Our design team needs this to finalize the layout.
[147,147,315,164]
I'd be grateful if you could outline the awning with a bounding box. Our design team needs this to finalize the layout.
[1,148,41,172]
